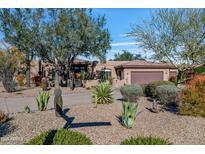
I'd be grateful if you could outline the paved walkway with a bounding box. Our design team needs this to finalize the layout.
[0,90,122,113]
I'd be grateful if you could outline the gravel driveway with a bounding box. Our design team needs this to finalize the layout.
[1,96,205,145]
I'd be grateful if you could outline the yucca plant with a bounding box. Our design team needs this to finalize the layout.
[92,82,113,107]
[36,91,50,111]
[24,105,31,113]
[121,102,138,128]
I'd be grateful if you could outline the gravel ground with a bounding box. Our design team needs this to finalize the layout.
[0,84,91,98]
[0,97,205,145]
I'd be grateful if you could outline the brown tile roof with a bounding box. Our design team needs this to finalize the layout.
[99,61,130,66]
[114,60,176,69]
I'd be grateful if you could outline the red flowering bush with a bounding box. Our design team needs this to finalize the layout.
[179,75,205,117]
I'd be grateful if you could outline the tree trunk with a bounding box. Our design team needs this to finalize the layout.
[26,60,31,87]
[54,58,60,88]
[55,69,59,88]
[2,71,16,93]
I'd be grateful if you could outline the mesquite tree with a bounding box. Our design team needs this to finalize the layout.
[129,9,205,82]
[39,9,111,86]
[0,9,44,87]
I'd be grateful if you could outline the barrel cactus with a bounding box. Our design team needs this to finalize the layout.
[122,102,138,128]
[54,87,63,117]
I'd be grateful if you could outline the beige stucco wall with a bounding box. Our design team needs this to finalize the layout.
[94,64,117,79]
[94,64,178,87]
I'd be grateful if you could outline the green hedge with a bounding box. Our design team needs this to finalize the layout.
[27,129,93,145]
[121,136,171,145]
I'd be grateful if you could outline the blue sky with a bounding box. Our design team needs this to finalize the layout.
[92,8,156,60]
[0,9,157,60]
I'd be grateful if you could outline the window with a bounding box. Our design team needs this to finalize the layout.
[99,69,112,82]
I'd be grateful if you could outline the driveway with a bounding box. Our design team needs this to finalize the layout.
[0,89,122,113]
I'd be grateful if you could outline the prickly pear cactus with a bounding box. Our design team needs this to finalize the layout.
[54,87,63,117]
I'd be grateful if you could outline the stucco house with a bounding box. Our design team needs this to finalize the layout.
[30,59,178,88]
[94,60,178,87]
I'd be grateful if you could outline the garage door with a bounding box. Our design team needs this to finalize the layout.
[131,71,163,84]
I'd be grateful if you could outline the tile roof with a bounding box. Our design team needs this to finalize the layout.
[114,60,176,69]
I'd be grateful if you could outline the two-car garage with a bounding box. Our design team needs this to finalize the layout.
[113,60,178,86]
[131,71,164,84]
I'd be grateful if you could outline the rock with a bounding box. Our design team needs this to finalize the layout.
[54,87,63,117]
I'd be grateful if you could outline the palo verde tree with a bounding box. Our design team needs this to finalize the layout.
[0,9,44,87]
[113,50,144,61]
[129,9,205,82]
[39,9,111,85]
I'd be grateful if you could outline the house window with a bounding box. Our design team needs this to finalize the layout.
[99,68,112,82]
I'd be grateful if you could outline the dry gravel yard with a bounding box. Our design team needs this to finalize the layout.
[0,97,205,145]
[0,84,90,98]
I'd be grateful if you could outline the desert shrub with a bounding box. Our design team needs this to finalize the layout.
[16,74,25,86]
[120,84,143,102]
[121,102,138,128]
[121,136,171,145]
[156,85,181,106]
[146,81,174,97]
[0,48,24,92]
[0,110,9,124]
[80,71,86,80]
[27,129,92,145]
[92,82,113,107]
[31,76,41,86]
[140,84,147,96]
[36,91,50,111]
[40,78,48,91]
[80,71,86,87]
[179,75,205,117]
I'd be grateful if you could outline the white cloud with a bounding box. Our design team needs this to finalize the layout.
[119,34,128,37]
[111,41,139,47]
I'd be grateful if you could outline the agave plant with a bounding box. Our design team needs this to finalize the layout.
[122,102,138,128]
[36,91,50,111]
[92,82,113,107]
[24,105,31,113]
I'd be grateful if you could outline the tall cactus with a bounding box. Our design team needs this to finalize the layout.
[122,102,138,128]
[54,87,63,117]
